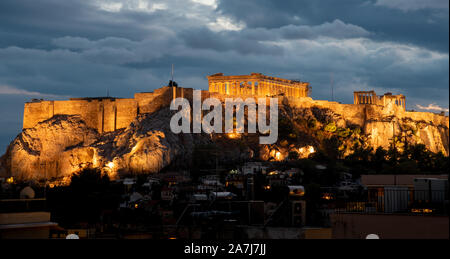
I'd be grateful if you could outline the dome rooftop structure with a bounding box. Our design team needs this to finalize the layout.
[20,186,35,199]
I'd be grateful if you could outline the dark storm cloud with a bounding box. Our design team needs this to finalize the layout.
[0,0,448,153]
[180,19,369,55]
[0,0,153,45]
[179,27,283,55]
[216,0,449,52]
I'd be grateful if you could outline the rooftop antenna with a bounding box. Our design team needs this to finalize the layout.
[171,64,174,87]
[330,72,334,102]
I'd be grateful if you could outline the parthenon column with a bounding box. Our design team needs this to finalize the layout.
[251,81,255,95]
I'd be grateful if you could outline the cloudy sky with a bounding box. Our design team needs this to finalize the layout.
[0,0,448,153]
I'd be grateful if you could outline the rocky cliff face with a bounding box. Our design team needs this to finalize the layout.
[286,97,449,156]
[0,108,211,183]
[0,93,448,183]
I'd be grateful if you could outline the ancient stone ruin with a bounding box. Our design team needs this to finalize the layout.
[207,73,310,98]
[354,90,406,110]
[0,73,448,183]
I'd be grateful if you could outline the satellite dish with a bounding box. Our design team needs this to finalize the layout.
[20,186,35,199]
[66,234,80,239]
[366,234,380,239]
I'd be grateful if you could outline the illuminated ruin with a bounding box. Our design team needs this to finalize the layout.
[207,73,310,98]
[354,91,406,110]
[2,73,447,182]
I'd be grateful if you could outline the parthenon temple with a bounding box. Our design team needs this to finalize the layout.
[354,91,406,110]
[207,73,310,98]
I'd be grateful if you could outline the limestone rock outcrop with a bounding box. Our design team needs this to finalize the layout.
[0,90,448,183]
[0,108,205,183]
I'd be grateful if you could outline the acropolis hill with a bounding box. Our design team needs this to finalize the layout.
[0,73,448,182]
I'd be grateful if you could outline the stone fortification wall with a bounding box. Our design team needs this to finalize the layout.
[287,97,449,155]
[21,86,449,156]
[23,98,138,133]
[22,87,180,133]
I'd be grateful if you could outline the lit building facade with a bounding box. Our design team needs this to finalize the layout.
[207,73,311,98]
